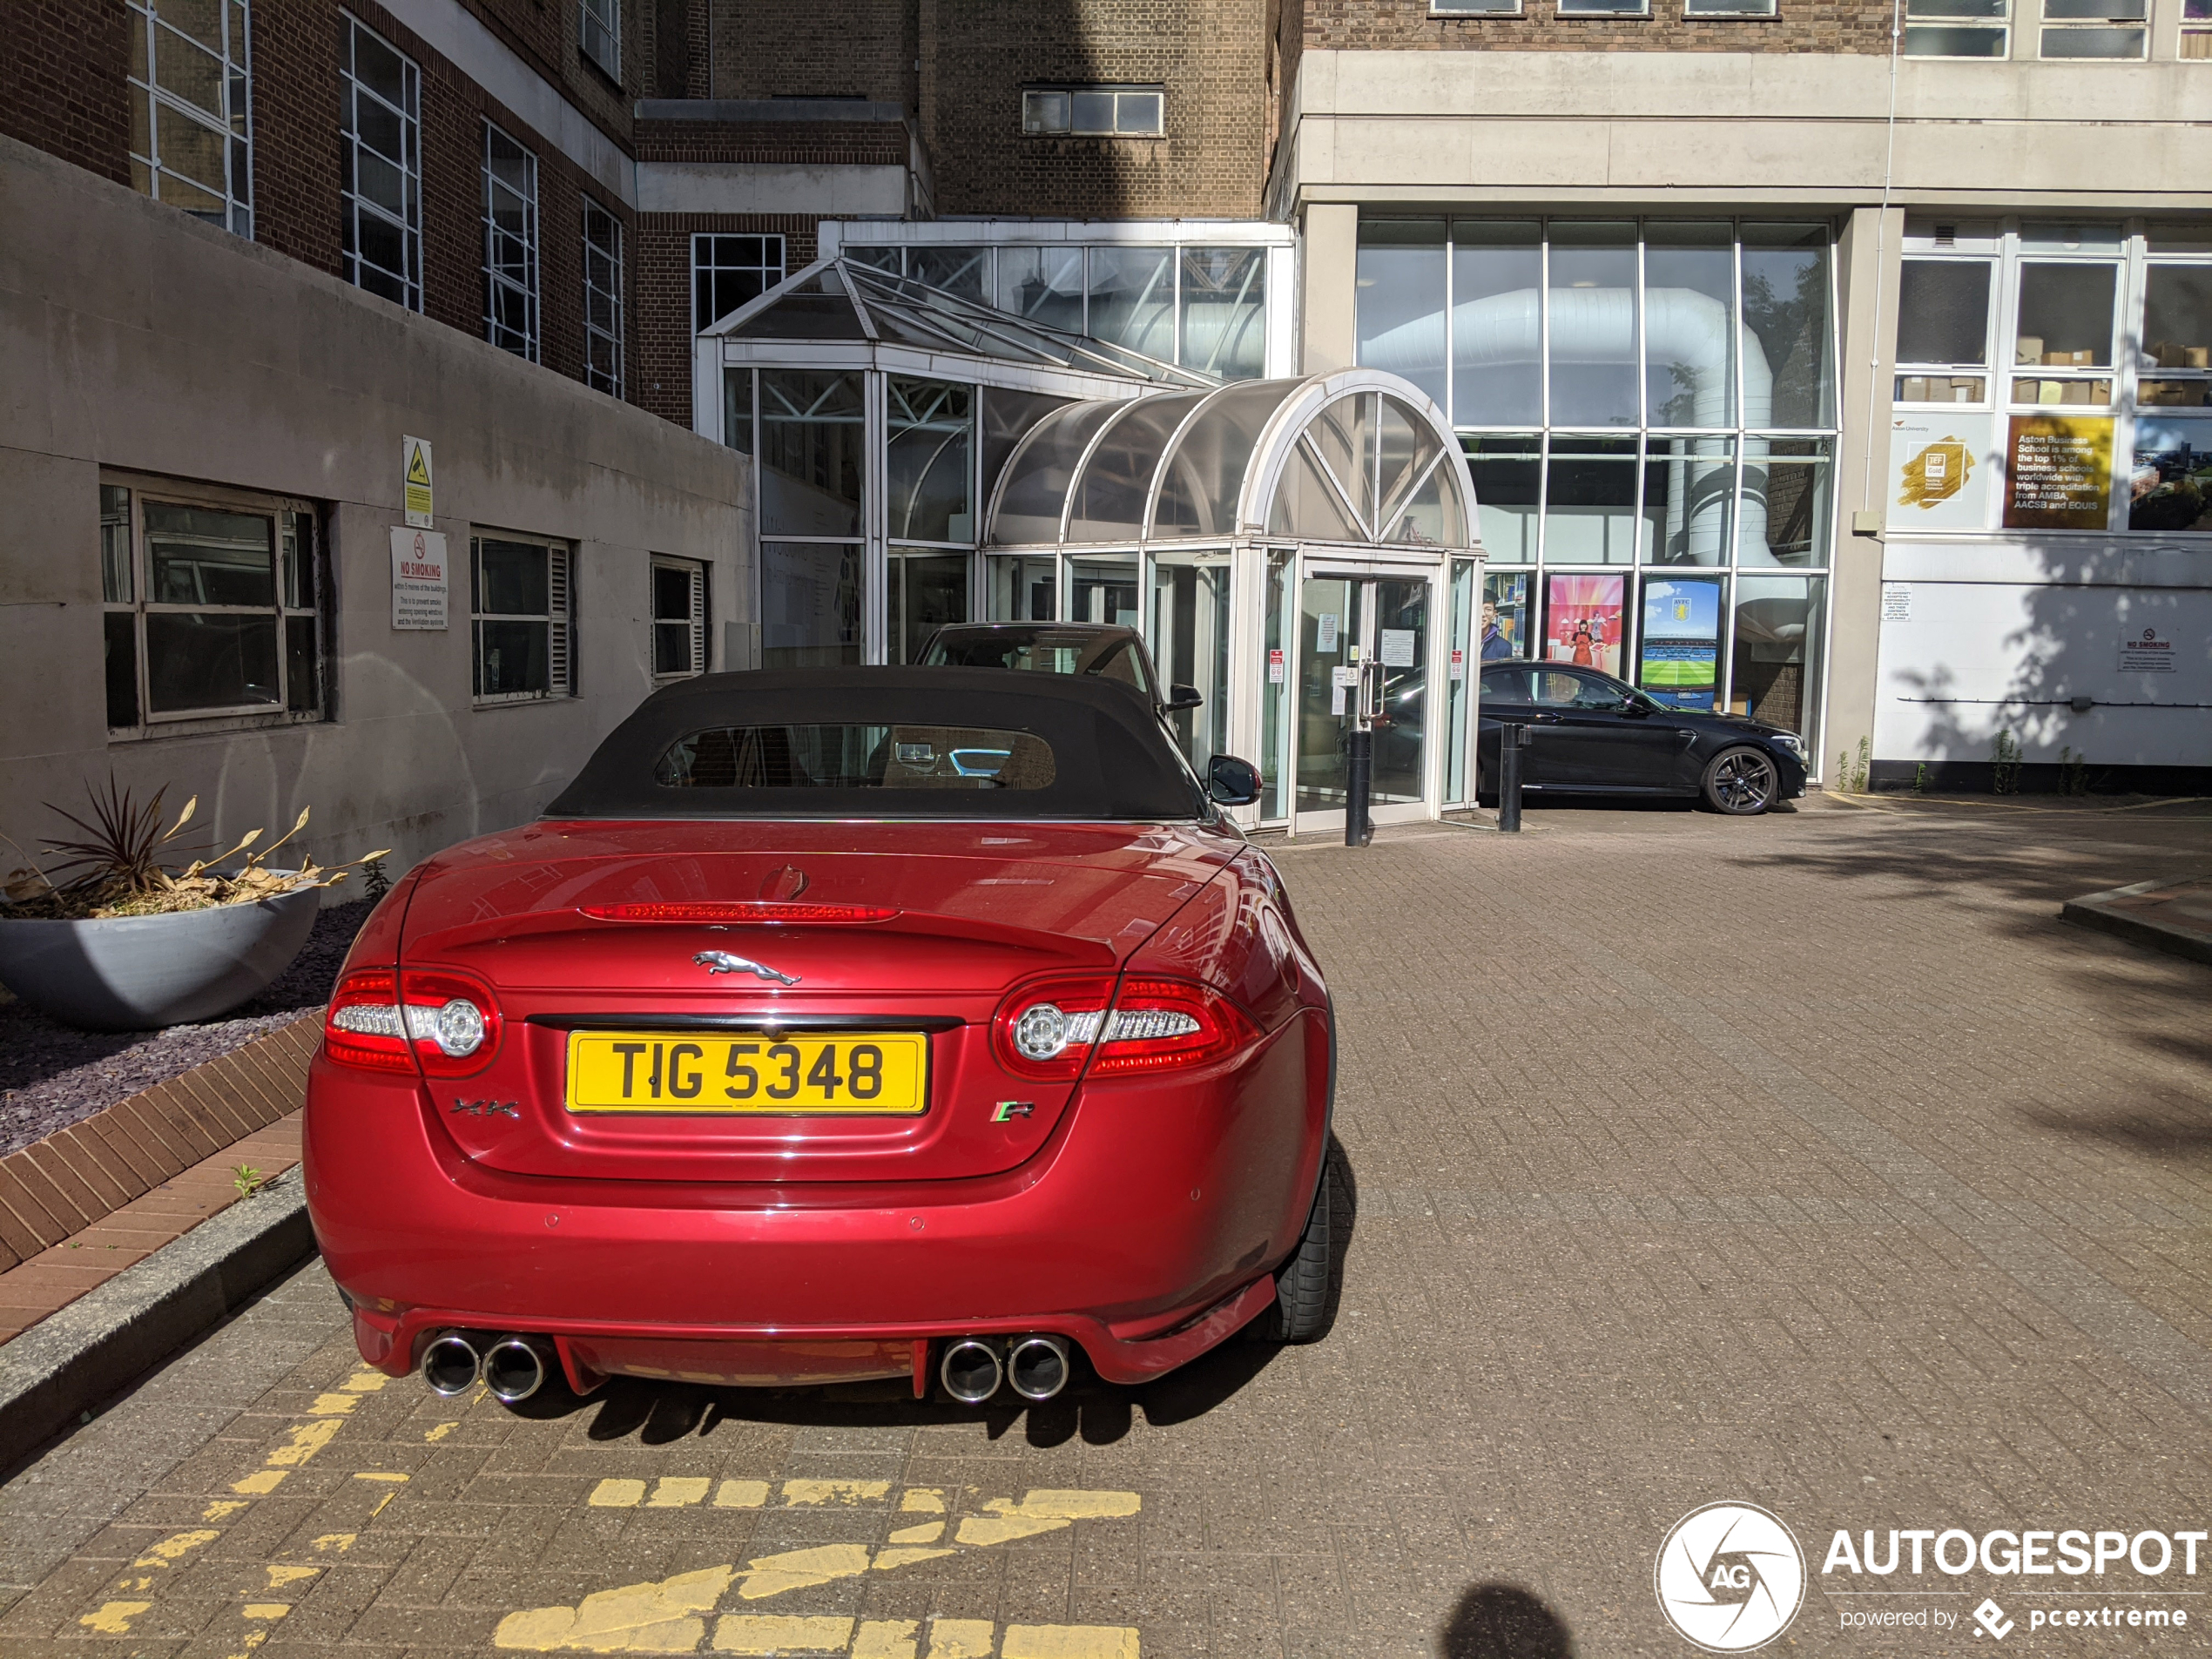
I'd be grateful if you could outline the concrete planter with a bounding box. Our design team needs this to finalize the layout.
[0,878,320,1031]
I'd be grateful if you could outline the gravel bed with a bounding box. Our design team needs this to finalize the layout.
[0,900,368,1158]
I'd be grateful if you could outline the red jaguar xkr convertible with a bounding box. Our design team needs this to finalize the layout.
[304,668,1335,1406]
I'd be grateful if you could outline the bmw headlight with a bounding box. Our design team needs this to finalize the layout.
[1769,733,1805,759]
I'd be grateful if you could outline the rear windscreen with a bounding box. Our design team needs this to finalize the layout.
[656,725,1055,791]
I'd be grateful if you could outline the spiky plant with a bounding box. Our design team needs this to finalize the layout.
[40,775,202,897]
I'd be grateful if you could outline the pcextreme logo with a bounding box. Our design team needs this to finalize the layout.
[1656,1502,1809,1652]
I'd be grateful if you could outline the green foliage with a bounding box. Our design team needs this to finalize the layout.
[2059,745,2089,797]
[1914,762,1931,795]
[1991,729,2023,795]
[233,1164,265,1199]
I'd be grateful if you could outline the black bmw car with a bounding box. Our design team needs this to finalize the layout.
[1477,662,1808,815]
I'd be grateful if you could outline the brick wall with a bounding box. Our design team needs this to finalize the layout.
[917,0,1270,219]
[634,118,907,167]
[0,0,130,185]
[706,0,914,101]
[464,0,640,145]
[1291,0,1892,56]
[636,213,817,428]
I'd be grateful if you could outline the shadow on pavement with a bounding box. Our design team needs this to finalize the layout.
[504,1136,1363,1446]
[1439,1584,1575,1658]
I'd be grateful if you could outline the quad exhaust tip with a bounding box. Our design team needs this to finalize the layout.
[939,1339,1002,1404]
[1007,1334,1070,1401]
[422,1332,481,1397]
[939,1335,1071,1404]
[422,1331,552,1402]
[482,1335,552,1402]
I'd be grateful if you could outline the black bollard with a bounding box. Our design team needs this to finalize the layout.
[1345,727,1373,847]
[1496,722,1526,833]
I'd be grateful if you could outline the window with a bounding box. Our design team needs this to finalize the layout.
[126,0,253,237]
[339,13,421,310]
[1684,0,1777,14]
[1904,0,2008,56]
[651,557,707,678]
[1432,0,1523,13]
[2039,0,2145,56]
[580,0,620,81]
[1557,0,1650,17]
[583,199,624,396]
[2012,260,2117,408]
[99,479,323,732]
[2186,0,2212,56]
[1894,258,1993,403]
[482,125,539,361]
[692,233,785,332]
[471,534,572,700]
[1021,86,1165,138]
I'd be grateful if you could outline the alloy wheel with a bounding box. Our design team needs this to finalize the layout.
[1712,750,1776,813]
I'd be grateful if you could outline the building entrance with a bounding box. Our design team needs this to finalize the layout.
[1294,568,1434,829]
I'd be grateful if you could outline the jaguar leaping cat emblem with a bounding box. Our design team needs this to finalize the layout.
[693,950,800,986]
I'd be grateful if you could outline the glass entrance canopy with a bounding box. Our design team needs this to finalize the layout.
[694,256,1483,825]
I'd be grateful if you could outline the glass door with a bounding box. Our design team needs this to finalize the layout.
[1294,567,1435,830]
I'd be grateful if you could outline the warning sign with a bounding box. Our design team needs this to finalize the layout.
[403,435,435,528]
[2119,625,2175,674]
[390,526,448,630]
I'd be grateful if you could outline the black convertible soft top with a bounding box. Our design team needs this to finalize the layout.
[543,667,1206,820]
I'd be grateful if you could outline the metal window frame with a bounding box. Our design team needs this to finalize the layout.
[339,10,422,311]
[583,198,624,397]
[1901,0,2012,58]
[482,123,541,361]
[691,232,788,334]
[470,532,574,704]
[1019,84,1168,138]
[649,554,709,678]
[126,0,254,238]
[579,0,621,81]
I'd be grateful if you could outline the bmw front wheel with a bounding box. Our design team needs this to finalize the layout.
[1701,745,1779,815]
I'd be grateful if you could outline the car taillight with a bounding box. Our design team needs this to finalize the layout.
[992,974,1258,1081]
[324,968,502,1076]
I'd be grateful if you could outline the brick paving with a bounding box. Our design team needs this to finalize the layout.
[1,796,2207,1658]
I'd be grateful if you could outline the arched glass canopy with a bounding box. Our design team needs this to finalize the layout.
[986,372,1474,554]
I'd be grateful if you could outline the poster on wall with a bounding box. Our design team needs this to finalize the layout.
[2128,414,2212,533]
[1544,573,1623,678]
[2003,414,2114,530]
[1482,571,1530,660]
[1638,577,1723,710]
[1889,412,1994,531]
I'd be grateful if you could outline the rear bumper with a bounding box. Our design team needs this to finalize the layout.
[305,1010,1327,1388]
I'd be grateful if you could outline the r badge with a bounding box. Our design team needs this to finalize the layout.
[993,1101,1035,1122]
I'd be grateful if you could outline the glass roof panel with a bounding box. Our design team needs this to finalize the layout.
[725,265,869,341]
[844,263,1210,385]
[1068,393,1208,543]
[989,401,1125,545]
[1151,381,1304,538]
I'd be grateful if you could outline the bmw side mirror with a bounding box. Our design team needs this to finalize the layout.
[1165,684,1204,711]
[1205,755,1261,806]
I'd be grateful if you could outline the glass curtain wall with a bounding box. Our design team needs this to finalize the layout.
[1360,216,1838,747]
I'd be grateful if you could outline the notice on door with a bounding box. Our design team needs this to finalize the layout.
[1379,629,1417,669]
[1316,613,1339,653]
[402,435,435,529]
[1268,648,1285,685]
[2003,415,2113,530]
[390,526,449,630]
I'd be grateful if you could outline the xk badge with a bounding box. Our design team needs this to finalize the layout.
[1656,1501,1807,1652]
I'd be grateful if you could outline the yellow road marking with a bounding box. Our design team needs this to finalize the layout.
[887,1521,944,1544]
[266,1565,320,1590]
[647,1477,713,1507]
[314,1533,357,1553]
[132,1529,219,1568]
[307,1393,359,1415]
[268,1419,344,1466]
[202,1500,247,1521]
[354,1470,409,1480]
[371,1492,398,1516]
[735,1543,872,1600]
[591,1478,649,1507]
[243,1603,292,1620]
[872,1546,955,1571]
[495,1564,735,1651]
[1001,1629,1139,1659]
[924,1623,996,1659]
[780,1478,888,1506]
[78,1602,151,1634]
[426,1421,459,1441]
[715,1480,769,1508]
[852,1622,918,1659]
[342,1369,389,1391]
[954,1490,1141,1548]
[711,1615,856,1653]
[899,1487,946,1514]
[232,1470,287,1495]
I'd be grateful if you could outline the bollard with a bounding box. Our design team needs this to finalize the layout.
[1345,727,1373,847]
[1496,722,1527,833]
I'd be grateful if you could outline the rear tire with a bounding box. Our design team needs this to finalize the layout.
[1701,745,1778,815]
[1251,1162,1332,1343]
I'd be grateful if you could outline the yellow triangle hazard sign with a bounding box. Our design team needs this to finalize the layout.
[405,444,431,488]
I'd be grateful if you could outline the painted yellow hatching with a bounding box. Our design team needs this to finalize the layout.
[132,1529,219,1568]
[852,1620,920,1659]
[307,1393,360,1415]
[266,1566,320,1590]
[78,1602,152,1634]
[780,1478,889,1507]
[342,1369,389,1392]
[202,1500,248,1522]
[888,1521,944,1544]
[899,1487,947,1514]
[313,1534,357,1553]
[925,1621,997,1659]
[956,1491,1141,1548]
[714,1479,769,1508]
[646,1477,711,1507]
[1001,1628,1140,1659]
[267,1419,344,1466]
[353,1471,409,1481]
[232,1469,287,1495]
[873,1547,955,1571]
[494,1564,735,1652]
[426,1422,459,1442]
[589,1478,647,1507]
[710,1614,855,1653]
[370,1492,397,1518]
[243,1603,293,1620]
[736,1543,872,1600]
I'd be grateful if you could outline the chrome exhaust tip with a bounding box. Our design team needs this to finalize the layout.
[1006,1334,1071,1401]
[939,1339,1002,1404]
[482,1335,551,1403]
[421,1332,481,1397]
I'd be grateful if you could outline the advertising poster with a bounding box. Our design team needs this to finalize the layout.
[1481,571,1529,660]
[2128,414,2212,533]
[1544,572,1623,678]
[2004,414,2114,530]
[1638,577,1722,710]
[1889,412,1993,531]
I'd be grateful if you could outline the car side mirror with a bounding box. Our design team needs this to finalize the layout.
[1165,684,1204,711]
[1204,754,1261,806]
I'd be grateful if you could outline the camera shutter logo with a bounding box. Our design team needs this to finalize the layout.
[1654,1502,1806,1651]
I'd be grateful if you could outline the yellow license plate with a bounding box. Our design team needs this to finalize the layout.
[564,1031,928,1114]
